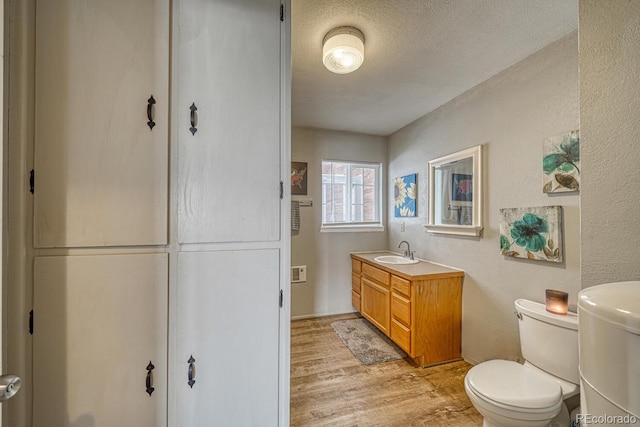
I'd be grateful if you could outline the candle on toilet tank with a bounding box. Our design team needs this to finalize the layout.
[545,289,568,315]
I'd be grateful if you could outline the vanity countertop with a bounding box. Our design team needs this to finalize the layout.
[351,251,464,281]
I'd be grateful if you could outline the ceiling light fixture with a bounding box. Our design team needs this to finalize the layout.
[322,26,365,74]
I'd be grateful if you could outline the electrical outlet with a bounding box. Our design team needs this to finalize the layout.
[291,266,307,283]
[400,222,405,232]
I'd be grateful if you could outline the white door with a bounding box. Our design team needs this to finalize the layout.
[33,0,170,248]
[176,0,282,244]
[33,254,168,427]
[176,250,281,425]
[0,4,21,420]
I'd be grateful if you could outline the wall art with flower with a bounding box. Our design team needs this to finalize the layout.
[543,130,580,193]
[499,206,563,263]
[291,161,308,195]
[394,174,417,217]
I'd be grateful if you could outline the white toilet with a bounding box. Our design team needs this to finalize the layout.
[578,281,640,422]
[464,299,579,427]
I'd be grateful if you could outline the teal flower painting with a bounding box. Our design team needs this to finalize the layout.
[543,130,580,193]
[499,206,563,263]
[394,174,416,217]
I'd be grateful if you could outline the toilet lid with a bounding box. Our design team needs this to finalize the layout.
[466,360,562,410]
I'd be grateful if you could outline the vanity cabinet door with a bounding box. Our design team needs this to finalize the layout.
[33,0,169,248]
[33,254,168,427]
[176,250,280,425]
[176,0,283,244]
[361,277,390,335]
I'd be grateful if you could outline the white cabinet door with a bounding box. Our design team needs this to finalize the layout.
[176,250,280,425]
[33,0,170,248]
[33,254,168,427]
[176,0,282,244]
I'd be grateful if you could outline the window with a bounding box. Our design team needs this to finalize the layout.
[321,160,383,231]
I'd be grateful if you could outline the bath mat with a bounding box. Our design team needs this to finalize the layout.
[331,318,407,365]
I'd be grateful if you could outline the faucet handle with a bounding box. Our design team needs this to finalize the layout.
[410,251,416,260]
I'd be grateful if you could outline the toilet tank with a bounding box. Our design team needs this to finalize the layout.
[515,299,579,384]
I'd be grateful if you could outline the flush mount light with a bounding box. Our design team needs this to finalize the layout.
[322,26,365,74]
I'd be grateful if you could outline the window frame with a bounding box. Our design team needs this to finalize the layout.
[320,159,385,233]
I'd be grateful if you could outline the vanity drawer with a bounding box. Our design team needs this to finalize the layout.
[352,272,361,294]
[391,292,411,327]
[391,275,411,297]
[391,319,411,354]
[362,263,390,287]
[352,290,361,311]
[351,258,362,274]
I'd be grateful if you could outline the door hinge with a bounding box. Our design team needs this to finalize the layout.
[279,290,284,308]
[29,309,33,335]
[280,4,284,22]
[279,181,284,199]
[29,169,34,194]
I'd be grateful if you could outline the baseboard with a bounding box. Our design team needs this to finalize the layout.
[291,309,358,321]
[462,355,480,366]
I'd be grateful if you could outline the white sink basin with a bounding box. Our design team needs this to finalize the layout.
[374,255,419,265]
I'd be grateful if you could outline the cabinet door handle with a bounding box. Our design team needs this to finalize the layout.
[146,361,155,396]
[147,96,156,130]
[187,355,196,388]
[189,103,198,135]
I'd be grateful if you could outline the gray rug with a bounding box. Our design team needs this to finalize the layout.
[331,318,407,365]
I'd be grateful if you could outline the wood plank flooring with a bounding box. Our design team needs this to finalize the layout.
[290,313,483,427]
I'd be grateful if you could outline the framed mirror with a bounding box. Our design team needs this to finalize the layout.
[426,145,483,236]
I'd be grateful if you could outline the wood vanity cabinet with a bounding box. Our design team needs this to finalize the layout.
[352,258,362,311]
[351,253,464,367]
[360,263,391,335]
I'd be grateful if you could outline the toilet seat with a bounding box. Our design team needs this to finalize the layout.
[465,360,563,419]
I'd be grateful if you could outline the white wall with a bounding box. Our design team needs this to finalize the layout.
[579,0,640,289]
[388,32,580,363]
[291,127,388,318]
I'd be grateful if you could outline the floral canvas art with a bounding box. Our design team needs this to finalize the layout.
[543,130,580,193]
[499,206,563,263]
[291,162,308,195]
[394,174,417,217]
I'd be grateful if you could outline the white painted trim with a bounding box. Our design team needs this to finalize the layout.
[424,224,483,237]
[278,2,292,426]
[321,225,385,233]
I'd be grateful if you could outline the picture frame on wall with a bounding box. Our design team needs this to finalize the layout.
[499,205,563,263]
[291,162,308,196]
[394,173,417,217]
[543,130,580,193]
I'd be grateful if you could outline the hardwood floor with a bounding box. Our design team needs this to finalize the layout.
[290,313,483,427]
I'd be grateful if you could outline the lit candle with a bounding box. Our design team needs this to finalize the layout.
[545,289,569,315]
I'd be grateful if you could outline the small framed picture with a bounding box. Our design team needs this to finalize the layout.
[451,173,472,202]
[291,162,308,195]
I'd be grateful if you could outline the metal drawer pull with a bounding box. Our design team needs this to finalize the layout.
[146,361,155,396]
[189,103,198,135]
[188,355,196,388]
[147,96,156,130]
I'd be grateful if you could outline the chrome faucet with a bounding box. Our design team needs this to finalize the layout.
[398,240,413,260]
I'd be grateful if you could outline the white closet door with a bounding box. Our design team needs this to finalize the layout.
[33,0,169,248]
[33,254,168,427]
[176,0,282,244]
[176,250,280,425]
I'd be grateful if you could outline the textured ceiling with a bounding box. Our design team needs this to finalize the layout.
[292,0,578,136]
